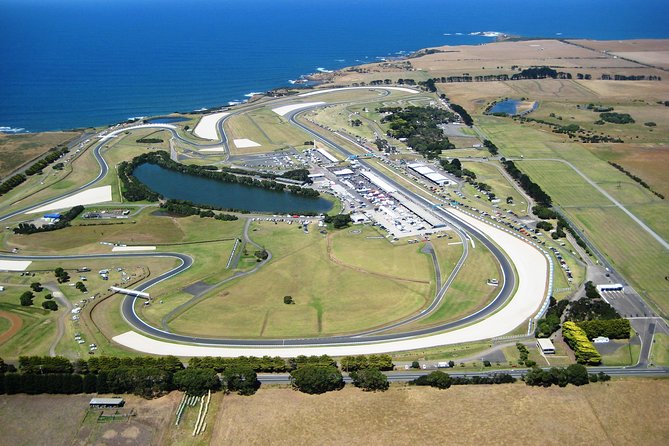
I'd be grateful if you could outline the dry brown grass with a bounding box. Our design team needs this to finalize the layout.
[0,131,79,177]
[212,379,669,446]
[0,393,179,446]
[589,143,669,197]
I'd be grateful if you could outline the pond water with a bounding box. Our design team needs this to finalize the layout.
[489,99,521,115]
[133,163,333,213]
[146,116,189,124]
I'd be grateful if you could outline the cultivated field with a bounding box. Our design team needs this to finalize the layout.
[212,380,669,446]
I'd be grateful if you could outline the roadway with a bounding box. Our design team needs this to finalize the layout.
[0,88,547,354]
[257,365,669,385]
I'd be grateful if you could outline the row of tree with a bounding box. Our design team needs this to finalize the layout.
[502,160,552,206]
[0,173,27,196]
[410,371,516,389]
[523,364,607,387]
[13,205,84,235]
[25,146,70,176]
[608,161,664,199]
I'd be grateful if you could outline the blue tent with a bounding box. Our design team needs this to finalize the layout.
[43,213,62,219]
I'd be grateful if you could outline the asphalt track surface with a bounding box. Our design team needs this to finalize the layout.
[0,88,527,348]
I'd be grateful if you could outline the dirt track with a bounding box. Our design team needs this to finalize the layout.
[0,310,22,344]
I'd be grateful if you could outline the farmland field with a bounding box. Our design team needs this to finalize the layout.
[212,380,669,446]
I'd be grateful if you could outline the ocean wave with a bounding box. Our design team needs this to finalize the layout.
[228,101,242,106]
[469,31,503,37]
[334,59,345,62]
[244,92,262,98]
[316,67,333,73]
[0,126,27,133]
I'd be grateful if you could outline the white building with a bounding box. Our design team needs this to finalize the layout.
[536,338,555,354]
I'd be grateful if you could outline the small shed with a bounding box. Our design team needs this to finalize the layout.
[89,397,125,408]
[537,338,555,355]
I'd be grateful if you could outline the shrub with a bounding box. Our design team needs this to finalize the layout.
[290,365,344,394]
[562,322,602,365]
[350,368,389,392]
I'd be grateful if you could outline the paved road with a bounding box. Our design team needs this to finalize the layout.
[257,365,669,385]
[0,89,530,350]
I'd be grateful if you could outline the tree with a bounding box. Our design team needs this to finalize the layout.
[411,371,452,389]
[30,282,43,292]
[565,364,589,386]
[75,281,87,293]
[44,294,53,300]
[20,291,34,306]
[411,361,420,369]
[290,365,344,394]
[173,368,220,396]
[350,368,389,391]
[42,300,58,311]
[324,213,352,229]
[222,366,259,395]
[283,295,294,305]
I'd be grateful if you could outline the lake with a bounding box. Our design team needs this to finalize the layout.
[488,99,538,115]
[133,163,333,214]
[489,99,521,115]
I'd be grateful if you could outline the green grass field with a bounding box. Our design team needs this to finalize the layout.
[599,339,641,366]
[409,236,503,329]
[474,116,669,317]
[460,161,530,216]
[0,302,56,359]
[167,222,432,338]
[225,107,310,154]
[650,333,669,366]
[330,225,432,282]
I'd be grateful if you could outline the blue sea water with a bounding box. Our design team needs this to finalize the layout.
[1,0,668,133]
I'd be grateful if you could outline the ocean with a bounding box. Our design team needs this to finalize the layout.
[1,0,668,133]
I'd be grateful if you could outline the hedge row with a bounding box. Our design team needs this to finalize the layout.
[340,354,394,372]
[562,322,602,365]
